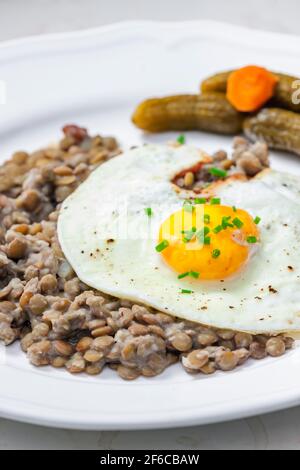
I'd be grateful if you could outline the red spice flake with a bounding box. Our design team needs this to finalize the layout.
[62,124,88,143]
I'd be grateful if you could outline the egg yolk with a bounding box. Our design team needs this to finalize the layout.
[158,204,260,280]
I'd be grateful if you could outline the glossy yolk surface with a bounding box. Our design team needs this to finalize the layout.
[158,204,259,280]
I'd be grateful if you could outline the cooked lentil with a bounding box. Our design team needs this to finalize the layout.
[0,126,294,379]
[173,136,270,190]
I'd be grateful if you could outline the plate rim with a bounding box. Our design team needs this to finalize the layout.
[1,19,300,430]
[1,382,300,431]
[1,19,300,57]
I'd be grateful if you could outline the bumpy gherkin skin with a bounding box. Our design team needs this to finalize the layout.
[201,71,232,94]
[244,108,300,155]
[271,73,300,113]
[132,93,244,134]
[201,71,300,113]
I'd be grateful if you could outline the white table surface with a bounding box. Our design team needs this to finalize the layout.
[1,0,300,450]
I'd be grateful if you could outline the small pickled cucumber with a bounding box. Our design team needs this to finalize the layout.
[132,93,243,135]
[271,73,300,113]
[243,108,300,155]
[201,71,232,94]
[201,71,300,113]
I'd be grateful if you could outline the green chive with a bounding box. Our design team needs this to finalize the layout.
[247,236,257,244]
[181,289,193,294]
[183,200,194,213]
[145,207,152,217]
[183,232,196,243]
[178,272,189,280]
[222,216,234,229]
[212,249,221,259]
[181,227,197,234]
[203,227,211,236]
[233,217,244,229]
[204,236,211,245]
[204,214,210,224]
[182,227,197,243]
[177,134,186,145]
[209,167,228,178]
[213,225,222,234]
[232,206,237,212]
[156,240,169,252]
[194,197,206,205]
[190,271,199,279]
[254,216,261,225]
[196,226,210,243]
[210,198,221,205]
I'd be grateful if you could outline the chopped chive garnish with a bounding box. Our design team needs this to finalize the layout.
[177,134,186,145]
[184,206,194,213]
[181,289,193,294]
[204,214,210,224]
[178,271,200,280]
[178,272,189,280]
[204,236,211,245]
[181,227,197,234]
[254,216,261,225]
[209,167,228,178]
[183,200,194,213]
[183,231,196,243]
[232,217,244,229]
[145,207,152,217]
[182,227,197,243]
[210,198,221,205]
[222,216,234,229]
[232,206,237,212]
[194,197,206,205]
[212,249,221,259]
[156,240,169,252]
[190,271,200,279]
[247,236,258,244]
[196,226,210,243]
[213,225,223,234]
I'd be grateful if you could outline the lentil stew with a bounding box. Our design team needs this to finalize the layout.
[0,126,294,380]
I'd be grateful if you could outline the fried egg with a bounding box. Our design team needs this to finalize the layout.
[58,144,300,333]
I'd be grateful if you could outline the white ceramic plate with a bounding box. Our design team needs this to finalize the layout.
[1,20,300,430]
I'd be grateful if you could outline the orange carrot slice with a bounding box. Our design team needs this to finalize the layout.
[227,65,278,112]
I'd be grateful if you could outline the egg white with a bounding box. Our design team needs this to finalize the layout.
[58,144,300,333]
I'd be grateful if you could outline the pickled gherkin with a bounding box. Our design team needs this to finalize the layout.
[201,70,300,113]
[243,108,300,156]
[201,71,232,94]
[132,93,243,135]
[271,73,300,113]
